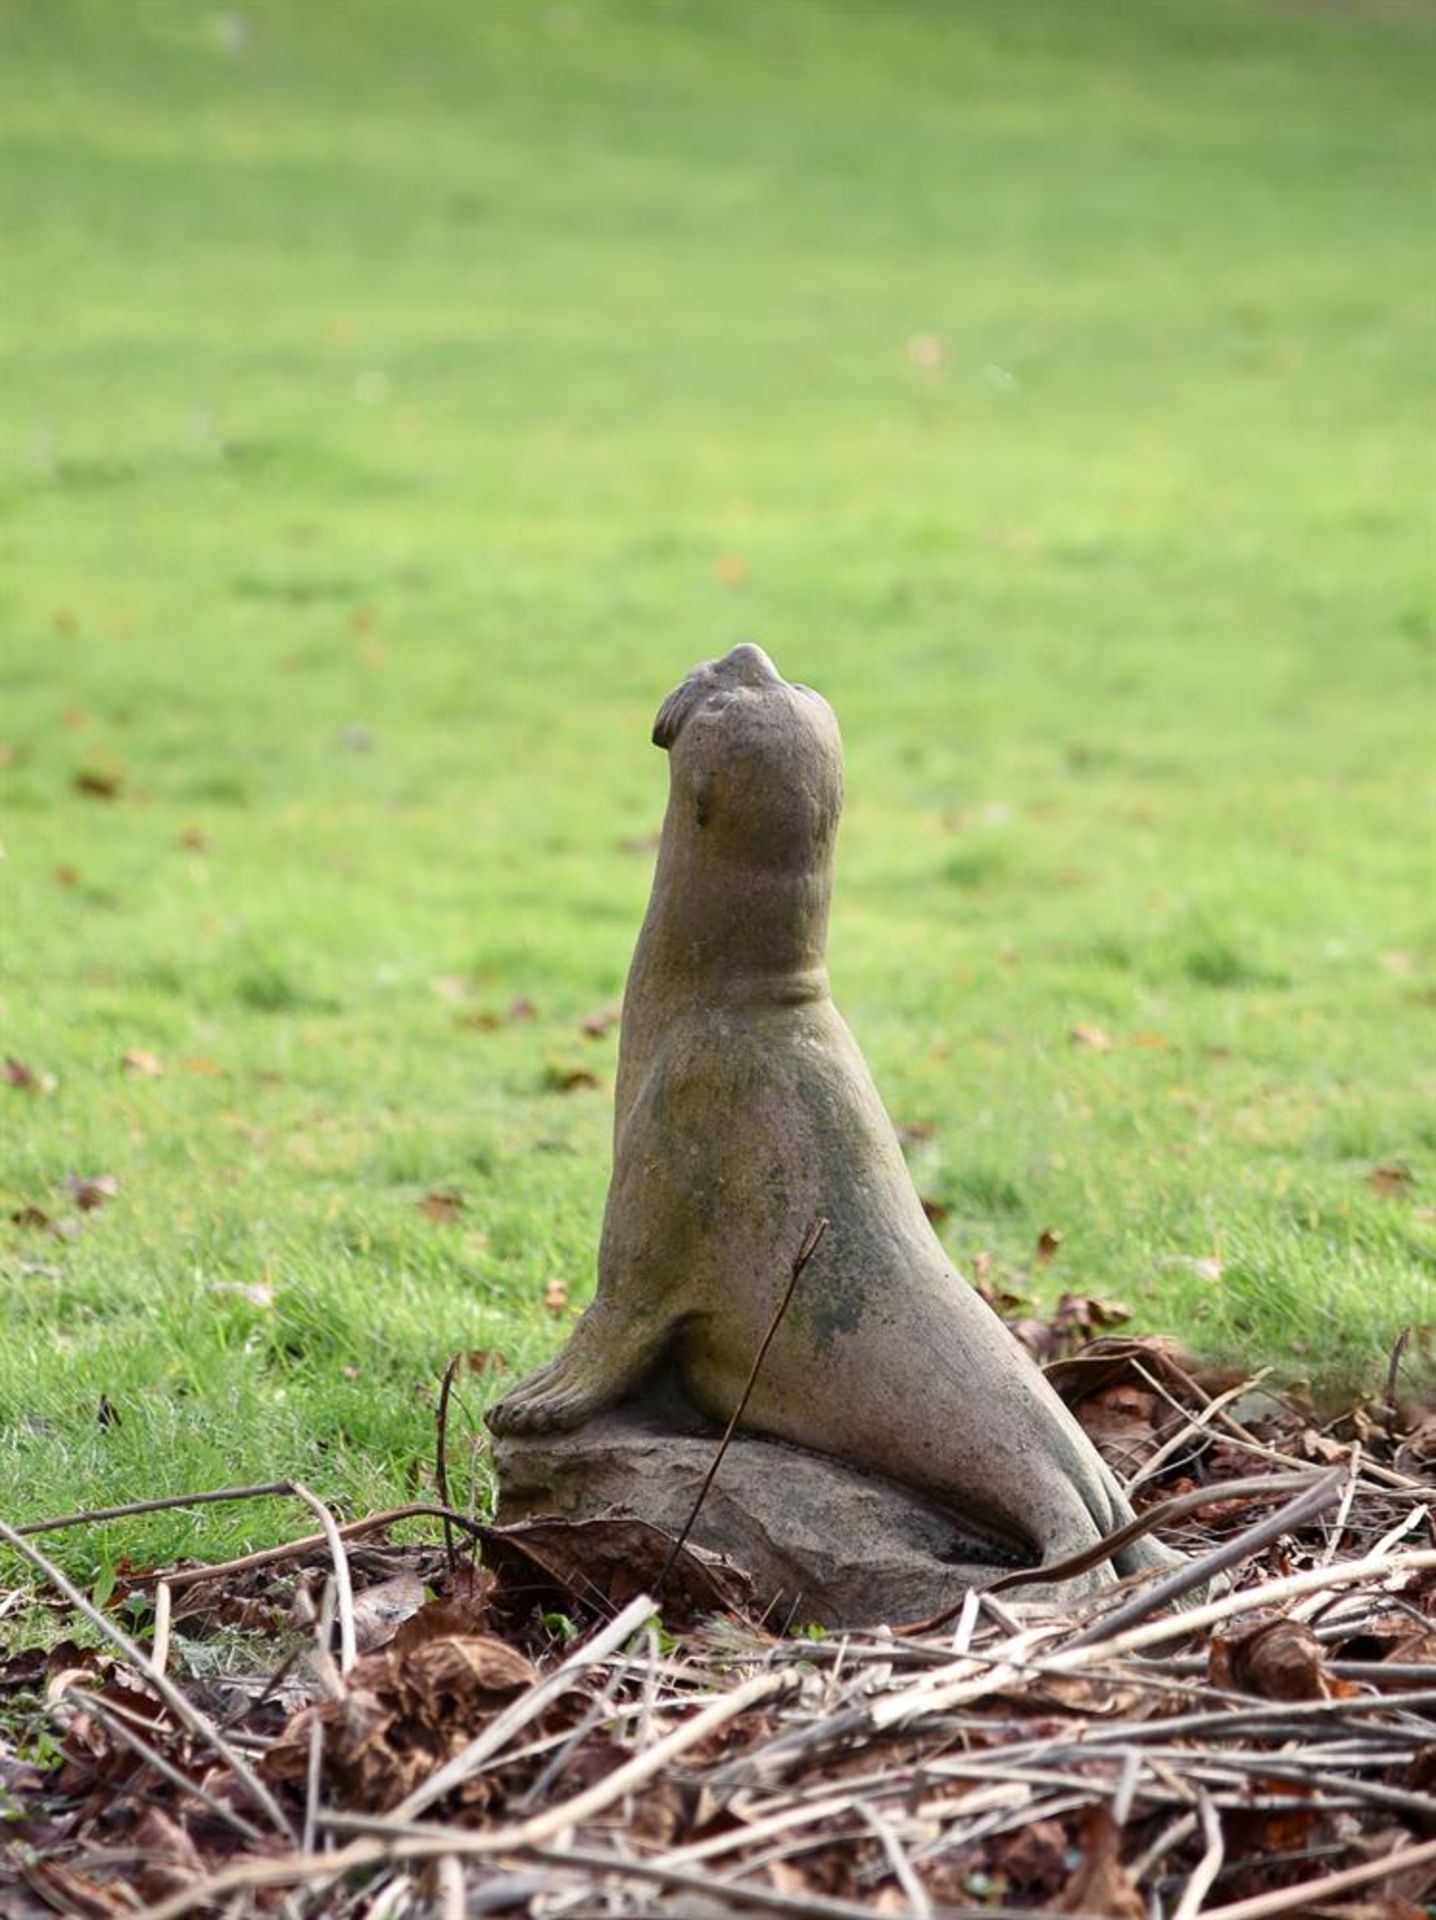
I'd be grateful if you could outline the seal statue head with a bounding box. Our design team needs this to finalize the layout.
[651,643,843,876]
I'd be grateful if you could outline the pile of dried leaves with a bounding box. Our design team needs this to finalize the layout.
[1,1333,1431,1918]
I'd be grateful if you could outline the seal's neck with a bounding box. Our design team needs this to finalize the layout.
[630,858,833,997]
[614,816,834,1125]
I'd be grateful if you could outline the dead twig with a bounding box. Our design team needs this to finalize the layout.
[15,1480,295,1537]
[1171,1791,1224,1920]
[287,1480,357,1676]
[435,1353,462,1575]
[159,1501,485,1591]
[1202,1834,1436,1920]
[1065,1466,1345,1648]
[657,1215,828,1595]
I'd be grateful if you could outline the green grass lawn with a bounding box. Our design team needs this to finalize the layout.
[1,0,1432,1595]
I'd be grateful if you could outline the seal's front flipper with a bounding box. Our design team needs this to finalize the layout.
[484,1299,673,1437]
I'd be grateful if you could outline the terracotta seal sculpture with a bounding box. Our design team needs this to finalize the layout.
[487,644,1175,1592]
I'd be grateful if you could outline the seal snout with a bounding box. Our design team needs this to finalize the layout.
[652,643,787,751]
[719,642,781,686]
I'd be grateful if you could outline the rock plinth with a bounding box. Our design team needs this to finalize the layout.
[491,1407,1022,1628]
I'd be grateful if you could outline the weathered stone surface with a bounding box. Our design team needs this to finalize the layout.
[492,1407,1021,1628]
[487,645,1182,1596]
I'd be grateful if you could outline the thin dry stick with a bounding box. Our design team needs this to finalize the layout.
[435,1855,465,1920]
[1123,1371,1272,1496]
[287,1480,357,1675]
[858,1803,932,1918]
[161,1501,485,1591]
[1381,1324,1413,1421]
[434,1353,462,1574]
[1172,1792,1224,1920]
[1065,1466,1345,1649]
[658,1216,828,1594]
[873,1549,1436,1733]
[302,1715,324,1858]
[0,1517,293,1839]
[17,1480,295,1536]
[1136,1354,1424,1494]
[899,1470,1327,1636]
[1317,1443,1363,1570]
[1202,1834,1436,1920]
[152,1578,172,1677]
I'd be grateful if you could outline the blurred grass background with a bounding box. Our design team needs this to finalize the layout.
[1,0,1432,1586]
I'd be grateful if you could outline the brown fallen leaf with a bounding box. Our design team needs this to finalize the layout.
[11,1204,52,1231]
[1210,1613,1355,1701]
[1394,1412,1436,1478]
[465,1349,509,1374]
[1075,1382,1165,1474]
[392,1592,498,1659]
[1035,1226,1063,1262]
[417,1189,464,1224]
[544,1064,599,1092]
[479,1514,753,1627]
[1370,1163,1415,1198]
[264,1630,536,1811]
[177,825,209,852]
[508,994,537,1022]
[1054,1803,1143,1917]
[920,1195,950,1225]
[350,1571,427,1654]
[1044,1334,1200,1410]
[1070,1023,1115,1051]
[579,1005,620,1039]
[73,768,122,800]
[120,1048,164,1076]
[132,1807,206,1903]
[992,1815,1069,1898]
[5,1057,56,1094]
[543,1277,569,1315]
[62,1174,119,1212]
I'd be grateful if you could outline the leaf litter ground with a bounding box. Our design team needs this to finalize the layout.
[1,1318,1432,1919]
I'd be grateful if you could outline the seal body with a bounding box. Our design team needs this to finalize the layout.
[487,645,1172,1579]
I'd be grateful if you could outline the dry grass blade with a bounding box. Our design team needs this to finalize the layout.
[1171,1792,1224,1920]
[287,1479,357,1675]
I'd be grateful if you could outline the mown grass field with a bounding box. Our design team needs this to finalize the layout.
[2,0,1432,1595]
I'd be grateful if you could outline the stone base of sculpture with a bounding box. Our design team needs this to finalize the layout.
[491,1404,1024,1628]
